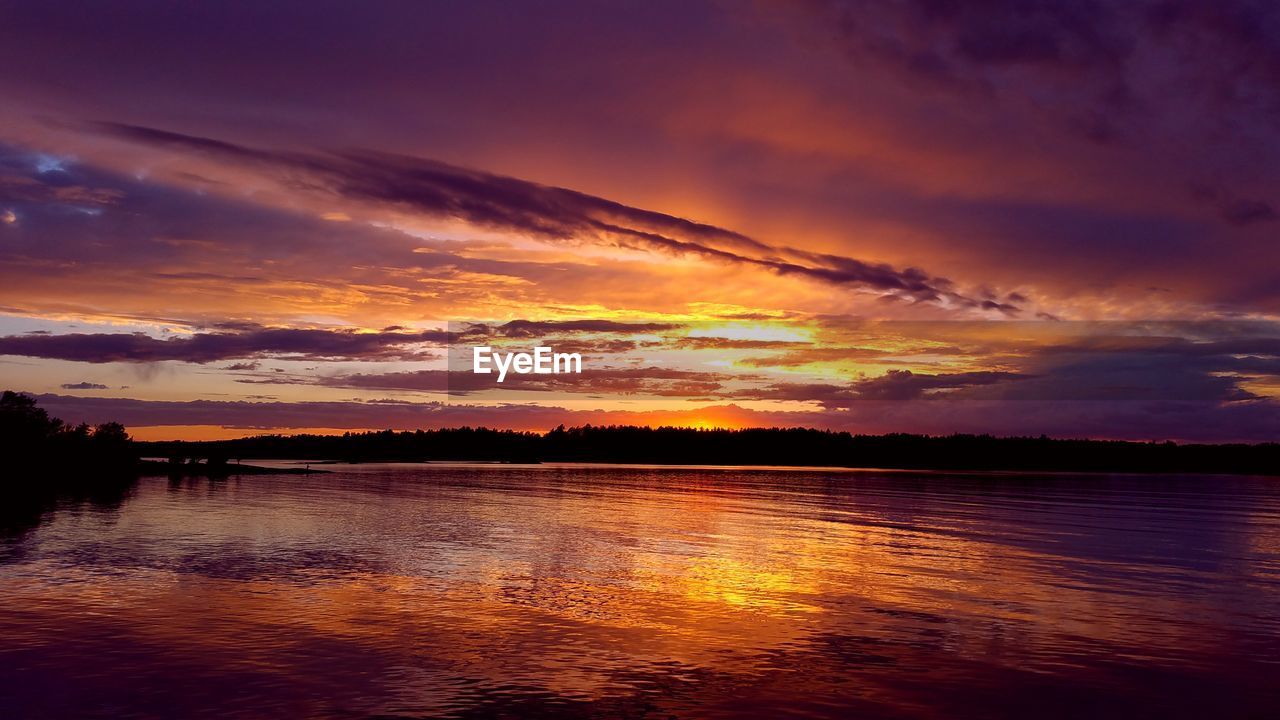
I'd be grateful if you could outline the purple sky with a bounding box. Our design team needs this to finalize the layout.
[1,1,1278,441]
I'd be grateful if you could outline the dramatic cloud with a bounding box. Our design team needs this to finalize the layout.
[93,123,1013,310]
[292,367,735,398]
[456,320,682,340]
[801,0,1280,137]
[0,327,446,363]
[1,2,1279,440]
[60,381,108,390]
[723,371,1030,408]
[848,370,1029,402]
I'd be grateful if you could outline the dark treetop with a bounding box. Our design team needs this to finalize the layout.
[140,425,1280,475]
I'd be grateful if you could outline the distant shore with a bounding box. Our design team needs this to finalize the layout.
[138,426,1280,476]
[8,392,1278,480]
[135,459,328,477]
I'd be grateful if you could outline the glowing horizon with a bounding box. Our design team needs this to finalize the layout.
[1,3,1278,442]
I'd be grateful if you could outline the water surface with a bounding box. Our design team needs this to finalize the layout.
[3,464,1279,718]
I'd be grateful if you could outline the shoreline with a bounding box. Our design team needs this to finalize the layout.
[135,459,328,477]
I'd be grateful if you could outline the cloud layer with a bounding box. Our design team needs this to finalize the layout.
[1,2,1278,439]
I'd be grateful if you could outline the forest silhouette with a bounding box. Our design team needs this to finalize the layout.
[1,391,135,478]
[1,391,138,540]
[4,391,1278,478]
[142,424,1280,475]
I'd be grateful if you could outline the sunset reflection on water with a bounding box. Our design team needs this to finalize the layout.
[3,465,1279,718]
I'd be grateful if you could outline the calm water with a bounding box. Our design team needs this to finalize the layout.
[2,464,1279,719]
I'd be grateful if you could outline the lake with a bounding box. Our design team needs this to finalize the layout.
[2,464,1279,718]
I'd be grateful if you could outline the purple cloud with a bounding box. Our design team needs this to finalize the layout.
[0,327,446,363]
[93,123,1015,310]
[60,381,109,390]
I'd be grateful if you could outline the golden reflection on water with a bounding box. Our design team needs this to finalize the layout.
[2,466,1279,718]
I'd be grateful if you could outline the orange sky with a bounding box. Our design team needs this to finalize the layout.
[1,2,1278,441]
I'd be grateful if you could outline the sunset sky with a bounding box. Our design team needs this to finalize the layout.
[1,1,1278,441]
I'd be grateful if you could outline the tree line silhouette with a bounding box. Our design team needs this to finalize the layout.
[3,391,1277,477]
[1,391,139,541]
[1,390,136,478]
[140,424,1280,475]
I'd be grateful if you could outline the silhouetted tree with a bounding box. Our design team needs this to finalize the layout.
[1,392,140,540]
[136,423,1279,475]
[1,391,139,480]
